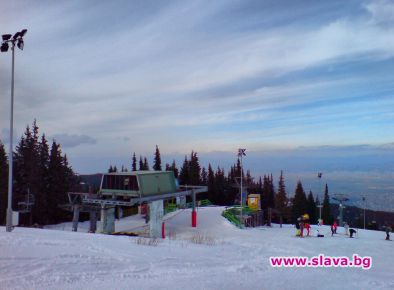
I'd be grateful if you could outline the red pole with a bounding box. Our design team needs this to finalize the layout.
[192,210,197,227]
[162,222,165,239]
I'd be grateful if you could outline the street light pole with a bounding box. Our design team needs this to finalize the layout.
[363,196,366,230]
[6,42,15,232]
[238,148,246,226]
[1,29,27,232]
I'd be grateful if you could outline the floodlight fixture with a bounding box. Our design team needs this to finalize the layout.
[17,39,24,50]
[13,32,20,40]
[2,34,12,41]
[20,29,27,37]
[238,148,246,157]
[1,42,9,52]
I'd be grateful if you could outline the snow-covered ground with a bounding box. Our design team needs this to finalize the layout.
[1,207,393,290]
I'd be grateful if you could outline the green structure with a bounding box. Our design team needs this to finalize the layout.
[68,171,206,237]
[99,171,177,198]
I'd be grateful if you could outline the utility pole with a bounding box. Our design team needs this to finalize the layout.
[238,148,246,226]
[363,196,366,230]
[1,29,27,232]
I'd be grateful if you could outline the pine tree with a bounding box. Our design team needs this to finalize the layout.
[215,167,226,205]
[268,174,275,209]
[275,170,287,211]
[171,160,179,178]
[261,174,275,211]
[139,156,144,171]
[13,122,41,226]
[34,134,50,225]
[201,167,207,186]
[179,156,189,185]
[0,141,8,225]
[132,152,137,171]
[306,190,317,224]
[153,145,162,171]
[207,164,216,203]
[143,157,149,170]
[166,160,179,178]
[45,141,77,224]
[322,183,331,224]
[189,151,201,185]
[291,181,307,222]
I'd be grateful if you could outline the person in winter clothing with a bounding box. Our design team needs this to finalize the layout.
[385,226,392,241]
[349,228,357,238]
[305,222,311,236]
[295,218,301,236]
[331,224,335,236]
[333,220,338,234]
[300,217,304,237]
[344,222,349,236]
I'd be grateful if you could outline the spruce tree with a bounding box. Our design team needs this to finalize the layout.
[139,156,144,171]
[143,157,149,170]
[153,145,162,171]
[132,152,137,171]
[165,160,179,178]
[262,175,273,209]
[201,167,208,186]
[13,123,41,226]
[306,190,317,224]
[291,181,307,222]
[207,164,216,203]
[34,134,50,225]
[275,170,287,211]
[0,141,8,224]
[322,183,331,224]
[215,167,226,205]
[189,151,201,185]
[179,156,189,185]
[171,160,179,178]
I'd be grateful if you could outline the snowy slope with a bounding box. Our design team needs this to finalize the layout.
[0,207,393,290]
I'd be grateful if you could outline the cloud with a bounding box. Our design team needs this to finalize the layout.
[0,0,394,172]
[51,134,97,148]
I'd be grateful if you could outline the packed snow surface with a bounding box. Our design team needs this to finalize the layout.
[1,206,393,290]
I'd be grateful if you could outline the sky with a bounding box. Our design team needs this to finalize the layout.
[1,0,394,176]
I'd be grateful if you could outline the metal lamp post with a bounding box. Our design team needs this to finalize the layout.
[362,196,366,230]
[238,148,246,225]
[1,29,27,232]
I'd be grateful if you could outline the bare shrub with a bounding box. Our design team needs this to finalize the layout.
[168,230,177,240]
[134,237,160,246]
[189,233,216,246]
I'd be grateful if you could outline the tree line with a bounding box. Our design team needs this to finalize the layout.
[110,146,334,224]
[0,120,77,226]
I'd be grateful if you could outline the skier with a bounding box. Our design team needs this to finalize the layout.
[295,218,301,237]
[305,222,311,236]
[333,220,338,234]
[299,217,304,237]
[331,223,335,236]
[349,228,357,238]
[344,222,349,236]
[385,226,392,241]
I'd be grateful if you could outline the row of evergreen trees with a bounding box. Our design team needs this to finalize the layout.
[110,146,333,224]
[0,121,77,226]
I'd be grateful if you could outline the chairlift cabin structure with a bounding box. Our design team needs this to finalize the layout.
[99,171,177,199]
[67,171,207,238]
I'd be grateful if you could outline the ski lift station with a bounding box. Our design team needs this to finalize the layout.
[67,171,207,238]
